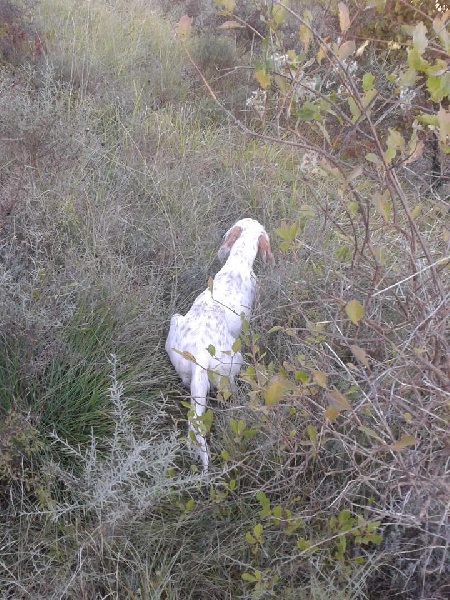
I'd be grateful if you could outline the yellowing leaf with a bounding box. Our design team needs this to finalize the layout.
[306,424,318,442]
[254,69,271,89]
[178,15,193,41]
[316,41,327,64]
[365,152,380,165]
[384,128,405,164]
[217,20,245,29]
[349,344,370,368]
[348,96,361,121]
[338,2,351,33]
[373,190,391,222]
[299,10,313,53]
[180,350,196,362]
[356,39,369,57]
[325,406,339,421]
[263,378,287,405]
[404,139,424,165]
[272,4,286,26]
[345,299,365,324]
[390,434,417,451]
[327,389,351,412]
[362,87,377,108]
[437,106,450,147]
[336,40,355,61]
[358,426,384,443]
[411,204,422,219]
[312,370,328,388]
[433,15,449,49]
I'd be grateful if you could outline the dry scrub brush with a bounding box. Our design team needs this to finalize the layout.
[1,1,449,599]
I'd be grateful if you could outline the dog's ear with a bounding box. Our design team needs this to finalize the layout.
[257,232,274,265]
[218,225,243,262]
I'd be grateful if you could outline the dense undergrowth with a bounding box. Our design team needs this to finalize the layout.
[0,1,449,598]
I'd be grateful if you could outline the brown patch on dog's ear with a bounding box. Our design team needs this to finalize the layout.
[218,225,243,262]
[258,232,274,265]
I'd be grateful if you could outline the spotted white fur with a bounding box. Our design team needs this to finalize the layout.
[165,218,273,472]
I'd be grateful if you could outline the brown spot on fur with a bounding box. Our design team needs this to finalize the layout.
[218,225,243,262]
[258,232,274,264]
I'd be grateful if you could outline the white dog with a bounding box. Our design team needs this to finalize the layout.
[166,219,273,472]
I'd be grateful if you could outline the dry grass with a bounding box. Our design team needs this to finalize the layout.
[0,1,449,599]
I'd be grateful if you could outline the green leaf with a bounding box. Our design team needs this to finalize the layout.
[412,21,428,55]
[242,572,257,583]
[232,337,241,353]
[295,370,308,383]
[297,537,311,551]
[275,222,299,242]
[427,73,450,103]
[268,325,282,334]
[253,523,264,542]
[296,101,321,121]
[256,491,271,518]
[365,152,381,165]
[407,48,429,72]
[416,114,439,127]
[345,299,365,324]
[246,532,256,544]
[362,72,375,92]
[399,68,417,87]
[207,344,216,356]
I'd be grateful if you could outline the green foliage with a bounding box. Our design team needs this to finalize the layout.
[0,409,44,489]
